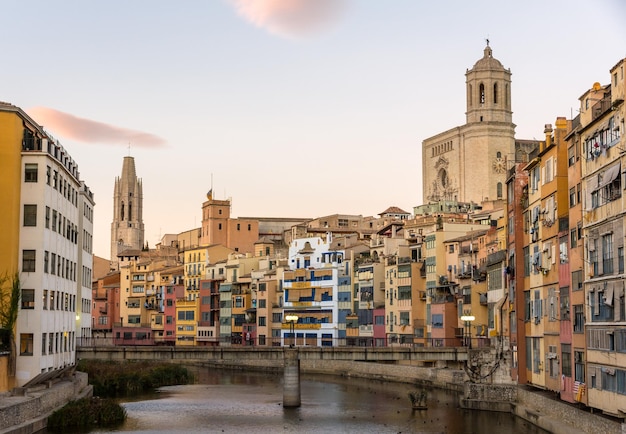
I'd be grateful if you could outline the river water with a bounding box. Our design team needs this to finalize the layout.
[73,368,547,434]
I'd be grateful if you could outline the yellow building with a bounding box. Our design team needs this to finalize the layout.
[175,298,198,346]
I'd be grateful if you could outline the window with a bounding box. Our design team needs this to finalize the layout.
[532,337,541,374]
[560,292,570,320]
[573,305,584,332]
[569,187,576,207]
[432,314,443,328]
[602,234,614,274]
[559,236,568,264]
[572,270,583,291]
[128,315,141,324]
[24,164,38,182]
[21,289,35,309]
[568,145,576,166]
[22,250,36,272]
[570,228,577,248]
[42,333,47,355]
[398,286,411,300]
[574,351,585,383]
[23,204,37,226]
[258,299,266,308]
[20,334,34,355]
[400,311,410,326]
[259,317,266,326]
[619,247,624,274]
[589,239,598,276]
[177,311,195,321]
[548,345,559,378]
[561,344,572,377]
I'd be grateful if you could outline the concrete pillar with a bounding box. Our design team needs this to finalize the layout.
[283,348,301,408]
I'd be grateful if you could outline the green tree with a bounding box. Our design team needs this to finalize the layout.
[0,272,21,378]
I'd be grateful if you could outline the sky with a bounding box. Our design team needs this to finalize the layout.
[2,0,625,259]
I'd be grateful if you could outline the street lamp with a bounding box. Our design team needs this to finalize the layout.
[460,315,475,349]
[285,314,299,348]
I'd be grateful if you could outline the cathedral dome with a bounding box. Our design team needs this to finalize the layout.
[471,45,505,71]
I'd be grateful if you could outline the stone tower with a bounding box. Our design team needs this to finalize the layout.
[422,44,516,205]
[110,156,144,261]
[199,190,231,247]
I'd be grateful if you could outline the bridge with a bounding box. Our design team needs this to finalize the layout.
[76,345,469,367]
[76,345,480,400]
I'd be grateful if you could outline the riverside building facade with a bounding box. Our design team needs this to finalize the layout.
[0,102,94,388]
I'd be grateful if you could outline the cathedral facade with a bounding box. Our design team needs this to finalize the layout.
[422,44,516,205]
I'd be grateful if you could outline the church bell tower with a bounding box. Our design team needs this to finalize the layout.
[110,156,145,262]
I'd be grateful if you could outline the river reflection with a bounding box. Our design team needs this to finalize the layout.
[82,368,547,434]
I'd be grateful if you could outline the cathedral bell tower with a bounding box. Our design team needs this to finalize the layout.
[110,156,145,262]
[465,43,513,125]
[422,43,516,205]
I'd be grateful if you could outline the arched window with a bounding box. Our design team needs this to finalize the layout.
[497,151,502,158]
[121,202,125,220]
[469,84,473,106]
[129,203,132,220]
[505,84,509,107]
[493,83,498,103]
[497,182,503,199]
[479,83,485,104]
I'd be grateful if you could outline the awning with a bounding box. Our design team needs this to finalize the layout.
[219,283,232,292]
[605,283,615,306]
[598,163,621,189]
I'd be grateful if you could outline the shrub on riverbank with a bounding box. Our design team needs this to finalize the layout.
[77,359,194,397]
[47,397,126,430]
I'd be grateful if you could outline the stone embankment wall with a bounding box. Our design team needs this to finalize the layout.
[515,387,623,434]
[462,382,624,434]
[0,372,91,434]
[193,356,467,391]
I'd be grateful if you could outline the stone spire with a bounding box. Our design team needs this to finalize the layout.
[110,156,144,263]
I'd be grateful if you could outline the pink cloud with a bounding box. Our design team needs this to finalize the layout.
[229,0,347,38]
[27,106,167,148]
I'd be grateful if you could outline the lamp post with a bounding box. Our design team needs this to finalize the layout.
[460,315,475,349]
[285,314,299,348]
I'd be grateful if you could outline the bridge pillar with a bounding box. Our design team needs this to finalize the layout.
[283,348,301,408]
